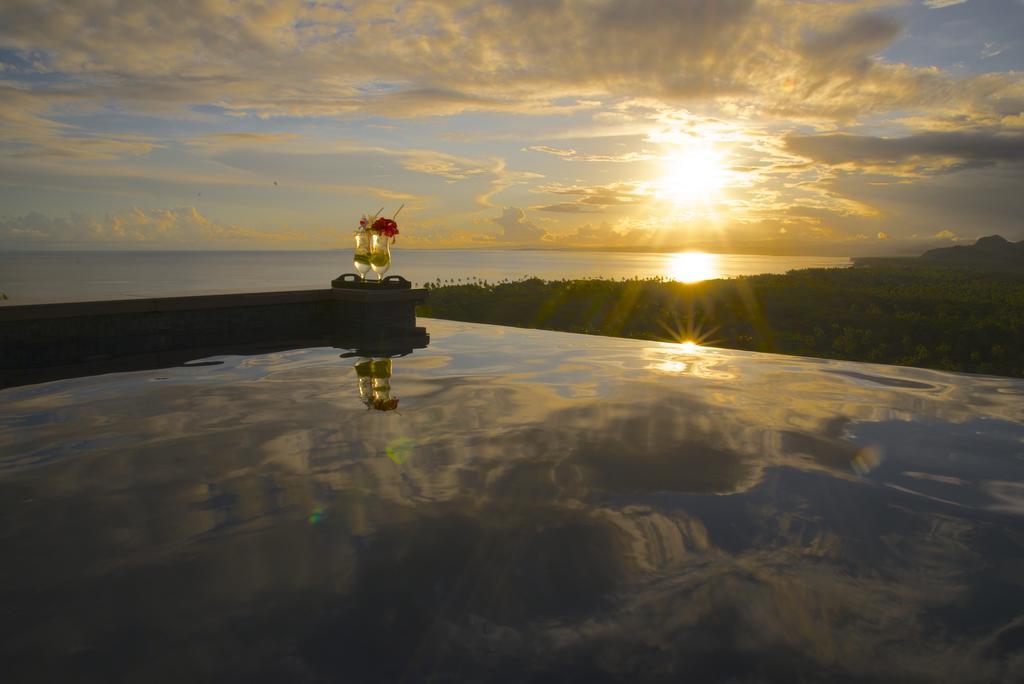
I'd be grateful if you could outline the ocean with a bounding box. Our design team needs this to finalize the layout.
[0,250,851,306]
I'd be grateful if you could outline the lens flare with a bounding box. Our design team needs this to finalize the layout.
[385,436,415,465]
[308,506,325,524]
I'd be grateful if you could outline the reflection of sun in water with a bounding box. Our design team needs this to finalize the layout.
[667,251,719,283]
[655,141,728,209]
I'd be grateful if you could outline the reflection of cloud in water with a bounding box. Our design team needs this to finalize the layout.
[1,320,1023,681]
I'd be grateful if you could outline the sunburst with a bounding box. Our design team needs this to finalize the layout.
[654,140,728,209]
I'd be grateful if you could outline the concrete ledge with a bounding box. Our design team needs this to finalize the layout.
[0,288,427,322]
[329,288,431,303]
[0,287,428,374]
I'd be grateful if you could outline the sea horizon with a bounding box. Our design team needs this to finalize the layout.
[0,249,852,306]
[1,245,863,255]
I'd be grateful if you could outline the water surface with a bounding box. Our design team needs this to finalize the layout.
[0,250,850,305]
[1,320,1022,682]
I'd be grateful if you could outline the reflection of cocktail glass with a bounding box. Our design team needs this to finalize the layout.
[354,359,374,406]
[353,357,398,411]
[353,232,371,281]
[369,233,391,282]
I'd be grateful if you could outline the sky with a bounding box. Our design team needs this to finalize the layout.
[0,0,1022,254]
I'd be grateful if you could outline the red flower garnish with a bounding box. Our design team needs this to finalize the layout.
[371,217,399,238]
[372,397,399,411]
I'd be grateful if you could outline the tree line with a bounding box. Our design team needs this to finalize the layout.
[417,266,1024,378]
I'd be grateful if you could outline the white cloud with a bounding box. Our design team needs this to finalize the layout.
[981,42,1005,59]
[490,207,547,243]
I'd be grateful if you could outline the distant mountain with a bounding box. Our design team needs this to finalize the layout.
[919,235,1024,266]
[854,235,1024,271]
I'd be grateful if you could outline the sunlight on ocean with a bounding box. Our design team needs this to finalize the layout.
[0,250,851,305]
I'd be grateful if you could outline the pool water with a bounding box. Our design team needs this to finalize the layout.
[1,319,1023,682]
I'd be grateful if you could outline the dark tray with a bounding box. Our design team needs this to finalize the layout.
[331,274,412,290]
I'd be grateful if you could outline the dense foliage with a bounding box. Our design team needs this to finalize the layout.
[418,267,1024,378]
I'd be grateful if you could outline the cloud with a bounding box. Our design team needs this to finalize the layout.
[784,131,1024,172]
[527,145,654,163]
[0,81,162,160]
[813,163,1024,245]
[10,135,162,160]
[0,152,427,206]
[800,13,904,73]
[536,181,651,208]
[922,1,969,8]
[548,221,641,245]
[399,150,495,182]
[981,42,1006,59]
[2,0,1016,125]
[193,139,523,206]
[490,207,547,243]
[0,207,300,246]
[185,132,300,149]
[535,203,601,213]
[1,1,1023,252]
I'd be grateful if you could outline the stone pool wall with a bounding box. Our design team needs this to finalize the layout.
[0,288,427,372]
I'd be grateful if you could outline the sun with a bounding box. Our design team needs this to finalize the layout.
[654,141,727,208]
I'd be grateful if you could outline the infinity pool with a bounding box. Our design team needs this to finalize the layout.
[1,319,1023,682]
